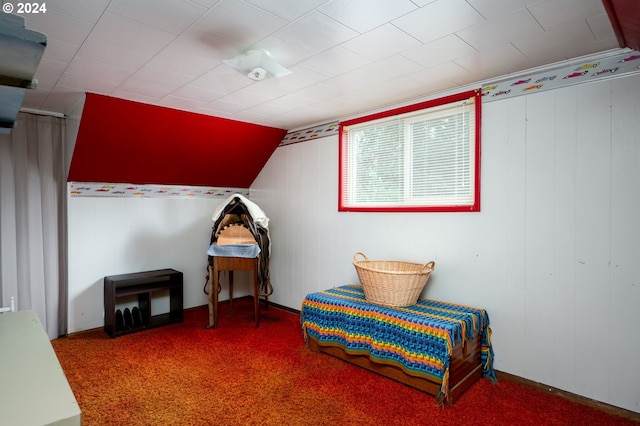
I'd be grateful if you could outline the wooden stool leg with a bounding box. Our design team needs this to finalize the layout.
[213,268,219,328]
[253,258,259,328]
[207,265,215,328]
[228,271,234,311]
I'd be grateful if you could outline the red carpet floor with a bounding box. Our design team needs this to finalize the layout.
[52,300,638,425]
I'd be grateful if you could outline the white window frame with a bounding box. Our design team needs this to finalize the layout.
[339,90,481,212]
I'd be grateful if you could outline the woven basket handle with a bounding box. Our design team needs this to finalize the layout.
[353,252,368,262]
[422,260,435,272]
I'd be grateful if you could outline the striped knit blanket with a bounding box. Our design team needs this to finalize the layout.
[301,284,496,401]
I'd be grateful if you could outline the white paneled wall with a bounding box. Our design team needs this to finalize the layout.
[67,196,222,333]
[250,73,640,413]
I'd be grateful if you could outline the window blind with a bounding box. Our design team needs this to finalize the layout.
[340,92,479,212]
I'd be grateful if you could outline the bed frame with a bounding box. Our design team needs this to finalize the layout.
[306,329,484,405]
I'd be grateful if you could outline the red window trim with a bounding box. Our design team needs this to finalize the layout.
[338,89,481,213]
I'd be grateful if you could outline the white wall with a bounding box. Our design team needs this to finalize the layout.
[250,73,640,413]
[67,196,228,333]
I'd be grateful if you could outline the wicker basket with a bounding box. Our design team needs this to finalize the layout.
[353,252,435,307]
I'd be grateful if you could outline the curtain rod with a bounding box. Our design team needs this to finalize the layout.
[19,107,66,118]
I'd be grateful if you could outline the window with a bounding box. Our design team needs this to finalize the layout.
[339,90,481,212]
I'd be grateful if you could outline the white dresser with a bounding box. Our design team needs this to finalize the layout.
[0,310,81,425]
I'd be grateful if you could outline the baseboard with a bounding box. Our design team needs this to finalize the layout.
[495,371,640,422]
[225,295,301,315]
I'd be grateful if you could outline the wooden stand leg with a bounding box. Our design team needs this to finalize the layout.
[228,271,234,311]
[213,269,219,328]
[207,266,216,328]
[253,258,259,328]
[208,256,262,329]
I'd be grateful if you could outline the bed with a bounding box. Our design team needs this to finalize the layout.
[301,284,496,404]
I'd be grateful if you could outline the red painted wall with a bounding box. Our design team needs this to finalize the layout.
[68,93,287,187]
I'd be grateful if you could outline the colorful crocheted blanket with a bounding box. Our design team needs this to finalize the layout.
[301,284,496,401]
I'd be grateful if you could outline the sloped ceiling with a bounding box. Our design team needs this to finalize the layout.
[604,0,640,51]
[67,93,286,187]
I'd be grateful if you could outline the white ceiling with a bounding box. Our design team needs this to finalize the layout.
[16,0,621,131]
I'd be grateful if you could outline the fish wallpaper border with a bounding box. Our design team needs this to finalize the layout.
[69,182,249,199]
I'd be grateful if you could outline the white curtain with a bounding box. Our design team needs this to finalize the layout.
[0,113,67,339]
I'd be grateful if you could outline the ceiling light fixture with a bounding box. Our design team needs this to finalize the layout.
[223,49,292,81]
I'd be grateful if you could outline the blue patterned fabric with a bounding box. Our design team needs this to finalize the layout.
[301,284,496,401]
[206,243,261,258]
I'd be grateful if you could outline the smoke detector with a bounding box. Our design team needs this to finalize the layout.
[247,67,267,81]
